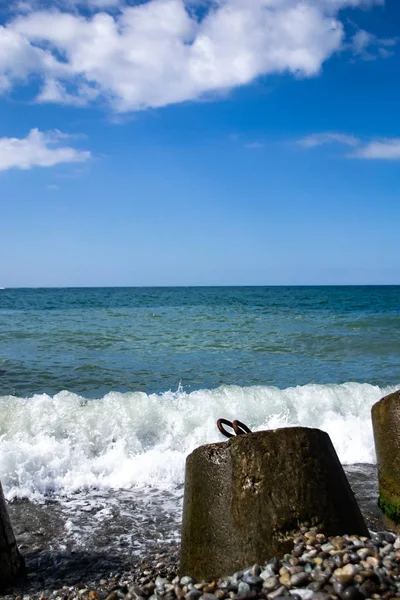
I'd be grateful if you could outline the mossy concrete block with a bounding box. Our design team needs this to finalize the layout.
[0,481,25,589]
[372,389,400,527]
[180,427,368,581]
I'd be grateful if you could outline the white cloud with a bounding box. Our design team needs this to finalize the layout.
[350,139,400,160]
[298,131,400,160]
[0,0,385,112]
[245,142,265,149]
[298,132,360,148]
[0,25,66,92]
[350,28,397,61]
[0,128,91,171]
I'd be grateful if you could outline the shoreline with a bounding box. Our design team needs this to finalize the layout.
[1,464,391,599]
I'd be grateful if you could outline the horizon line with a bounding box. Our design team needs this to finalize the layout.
[2,284,400,289]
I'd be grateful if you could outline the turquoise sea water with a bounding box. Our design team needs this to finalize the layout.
[1,286,400,398]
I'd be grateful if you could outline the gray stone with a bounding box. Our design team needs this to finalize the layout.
[332,582,346,596]
[261,566,276,580]
[185,591,202,600]
[263,576,280,591]
[237,582,250,594]
[306,582,322,592]
[292,545,304,558]
[181,577,195,586]
[242,575,264,587]
[320,543,334,553]
[267,586,289,599]
[341,586,365,600]
[290,572,310,587]
[156,577,167,589]
[129,586,145,598]
[358,579,378,597]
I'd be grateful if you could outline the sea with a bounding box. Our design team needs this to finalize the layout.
[0,286,399,582]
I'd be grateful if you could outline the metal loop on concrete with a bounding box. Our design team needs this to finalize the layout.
[232,419,252,435]
[217,418,236,438]
[217,418,252,438]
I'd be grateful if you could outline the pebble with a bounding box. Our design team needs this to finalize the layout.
[237,583,250,594]
[266,585,288,599]
[341,586,365,600]
[242,576,263,587]
[260,568,274,581]
[289,572,309,587]
[279,572,291,587]
[320,543,334,553]
[6,528,400,600]
[180,578,194,587]
[263,576,279,591]
[185,591,202,600]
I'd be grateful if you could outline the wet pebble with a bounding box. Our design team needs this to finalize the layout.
[340,586,365,600]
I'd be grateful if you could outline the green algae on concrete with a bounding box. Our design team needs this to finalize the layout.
[180,427,368,581]
[372,390,400,526]
[378,490,400,528]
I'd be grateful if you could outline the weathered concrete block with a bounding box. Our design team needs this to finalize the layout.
[180,427,367,580]
[0,481,25,589]
[372,389,400,528]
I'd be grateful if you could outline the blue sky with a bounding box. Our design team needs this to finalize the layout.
[1,0,400,286]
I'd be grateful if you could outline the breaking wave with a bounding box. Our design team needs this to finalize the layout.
[0,382,397,501]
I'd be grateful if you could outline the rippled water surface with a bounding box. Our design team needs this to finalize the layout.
[1,286,400,397]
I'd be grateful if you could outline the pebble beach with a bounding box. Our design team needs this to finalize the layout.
[6,525,400,600]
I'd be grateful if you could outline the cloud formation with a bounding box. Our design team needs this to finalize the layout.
[298,132,400,160]
[350,28,397,60]
[351,139,400,159]
[0,129,91,171]
[0,0,388,112]
[299,132,360,148]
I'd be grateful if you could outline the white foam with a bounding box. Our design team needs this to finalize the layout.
[0,382,397,501]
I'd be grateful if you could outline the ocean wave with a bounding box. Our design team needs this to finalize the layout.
[0,382,397,501]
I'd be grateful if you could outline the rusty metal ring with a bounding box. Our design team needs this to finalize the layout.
[217,418,235,438]
[233,420,252,435]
